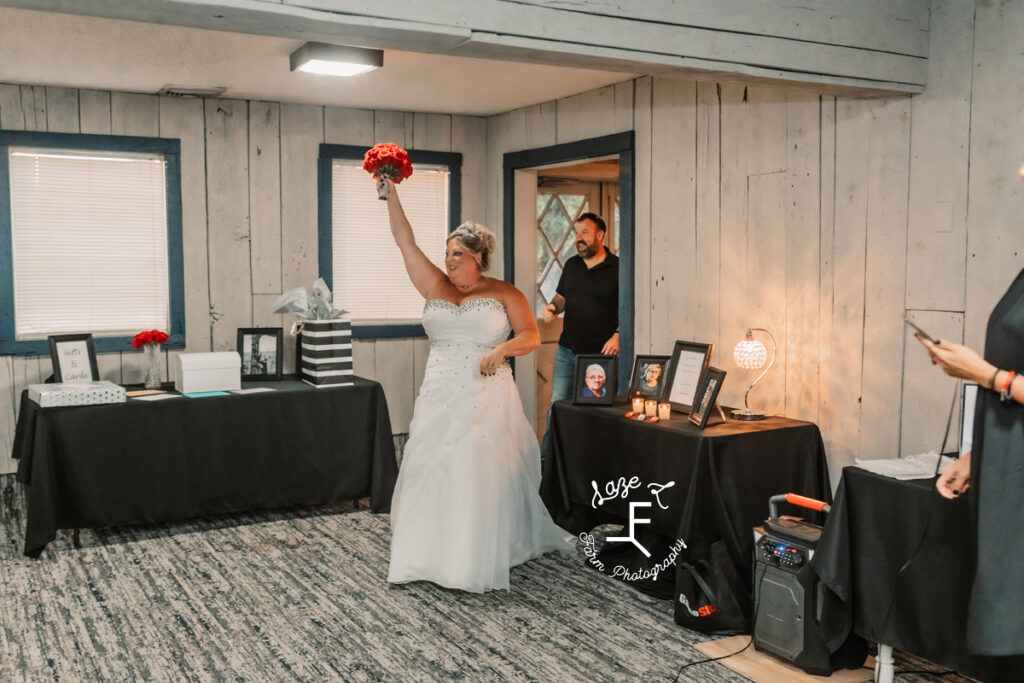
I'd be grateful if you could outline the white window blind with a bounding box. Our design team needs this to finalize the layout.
[332,160,449,323]
[9,147,170,339]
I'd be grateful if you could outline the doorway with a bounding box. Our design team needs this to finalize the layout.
[503,132,635,442]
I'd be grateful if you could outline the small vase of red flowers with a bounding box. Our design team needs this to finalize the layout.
[132,330,169,389]
[363,143,413,199]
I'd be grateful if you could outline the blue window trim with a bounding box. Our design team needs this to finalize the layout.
[502,131,635,391]
[0,130,185,355]
[317,144,462,340]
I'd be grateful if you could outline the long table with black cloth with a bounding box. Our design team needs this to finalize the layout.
[539,400,832,592]
[12,376,397,558]
[811,466,1024,681]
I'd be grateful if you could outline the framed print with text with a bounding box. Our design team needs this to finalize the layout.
[48,334,100,384]
[663,340,713,413]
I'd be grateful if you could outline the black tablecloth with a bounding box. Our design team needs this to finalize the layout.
[540,401,831,580]
[13,376,397,558]
[812,467,1024,681]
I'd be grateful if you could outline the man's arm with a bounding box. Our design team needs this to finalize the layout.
[542,293,566,323]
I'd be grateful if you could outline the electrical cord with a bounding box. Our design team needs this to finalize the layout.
[670,564,766,681]
[894,669,960,678]
[670,636,752,682]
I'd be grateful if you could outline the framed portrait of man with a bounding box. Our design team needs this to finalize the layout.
[573,354,616,405]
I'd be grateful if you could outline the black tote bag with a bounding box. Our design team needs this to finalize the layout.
[674,540,750,635]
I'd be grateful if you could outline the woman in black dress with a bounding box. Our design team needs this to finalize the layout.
[916,162,1024,658]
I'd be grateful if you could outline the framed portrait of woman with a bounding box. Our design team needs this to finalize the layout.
[628,354,670,400]
[573,355,616,405]
[663,340,713,413]
[689,367,726,429]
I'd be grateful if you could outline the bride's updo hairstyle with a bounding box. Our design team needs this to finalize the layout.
[448,221,497,272]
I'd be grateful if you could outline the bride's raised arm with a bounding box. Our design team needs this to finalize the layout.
[380,179,445,297]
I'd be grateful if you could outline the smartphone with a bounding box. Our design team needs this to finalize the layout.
[904,317,941,344]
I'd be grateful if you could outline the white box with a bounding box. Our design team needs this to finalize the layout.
[28,381,126,407]
[174,352,241,393]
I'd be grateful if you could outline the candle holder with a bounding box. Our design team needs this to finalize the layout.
[658,403,671,420]
[644,399,658,417]
[632,397,645,414]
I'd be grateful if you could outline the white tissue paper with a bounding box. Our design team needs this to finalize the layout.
[855,451,957,480]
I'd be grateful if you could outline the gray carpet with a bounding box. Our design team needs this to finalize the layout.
[0,474,747,682]
[0,474,971,682]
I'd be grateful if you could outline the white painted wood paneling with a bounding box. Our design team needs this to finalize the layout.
[44,87,78,133]
[964,1,1024,354]
[632,77,653,355]
[904,0,973,313]
[858,97,911,460]
[205,98,253,352]
[899,311,965,458]
[249,101,282,297]
[280,102,323,374]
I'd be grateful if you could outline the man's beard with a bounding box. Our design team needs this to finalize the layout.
[576,240,598,258]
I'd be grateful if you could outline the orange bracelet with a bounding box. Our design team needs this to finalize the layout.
[1002,370,1017,392]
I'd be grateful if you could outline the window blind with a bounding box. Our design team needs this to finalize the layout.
[9,147,170,339]
[331,161,449,323]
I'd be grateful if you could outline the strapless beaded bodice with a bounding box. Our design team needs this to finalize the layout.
[422,298,511,348]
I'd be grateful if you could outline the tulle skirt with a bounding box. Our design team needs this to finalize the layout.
[387,342,574,593]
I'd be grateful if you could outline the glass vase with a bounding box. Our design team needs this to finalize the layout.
[143,343,163,389]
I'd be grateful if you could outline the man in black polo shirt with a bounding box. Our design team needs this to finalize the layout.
[540,212,619,458]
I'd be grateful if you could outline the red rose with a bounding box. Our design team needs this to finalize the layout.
[363,143,413,183]
[132,329,168,348]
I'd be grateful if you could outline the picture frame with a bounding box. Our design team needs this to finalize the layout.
[48,334,100,384]
[237,327,283,380]
[628,354,671,400]
[663,340,713,413]
[689,367,727,429]
[573,354,617,405]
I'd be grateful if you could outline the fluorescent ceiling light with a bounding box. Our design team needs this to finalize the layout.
[290,42,383,77]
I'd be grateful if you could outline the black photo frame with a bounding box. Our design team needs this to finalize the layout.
[689,367,727,429]
[48,334,100,383]
[237,327,284,380]
[628,354,671,400]
[663,340,713,413]
[573,354,617,405]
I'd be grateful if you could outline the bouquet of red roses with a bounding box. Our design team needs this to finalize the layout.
[131,329,169,349]
[363,143,412,199]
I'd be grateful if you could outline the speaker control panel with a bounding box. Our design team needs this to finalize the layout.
[757,537,810,568]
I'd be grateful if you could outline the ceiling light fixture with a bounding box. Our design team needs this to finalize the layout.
[289,42,383,77]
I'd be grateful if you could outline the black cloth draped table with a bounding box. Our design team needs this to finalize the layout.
[540,401,832,584]
[811,466,1024,681]
[12,376,397,558]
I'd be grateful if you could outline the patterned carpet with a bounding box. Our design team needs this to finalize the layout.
[0,474,750,682]
[0,473,973,682]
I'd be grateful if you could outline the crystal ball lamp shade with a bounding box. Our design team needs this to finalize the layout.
[733,339,768,370]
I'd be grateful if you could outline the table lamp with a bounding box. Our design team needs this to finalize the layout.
[732,327,776,420]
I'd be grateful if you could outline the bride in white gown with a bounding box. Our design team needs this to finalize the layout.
[379,179,575,593]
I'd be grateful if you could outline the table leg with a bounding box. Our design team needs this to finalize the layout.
[72,528,80,549]
[874,644,894,683]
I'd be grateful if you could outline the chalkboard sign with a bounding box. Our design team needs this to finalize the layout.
[48,334,100,384]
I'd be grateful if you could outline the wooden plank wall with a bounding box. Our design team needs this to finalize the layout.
[0,85,485,474]
[486,1,1024,487]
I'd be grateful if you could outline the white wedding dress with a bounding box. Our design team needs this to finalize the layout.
[387,297,575,593]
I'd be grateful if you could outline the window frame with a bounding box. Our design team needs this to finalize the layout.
[0,130,185,355]
[317,144,462,339]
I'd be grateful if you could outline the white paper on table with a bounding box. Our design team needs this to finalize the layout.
[855,451,956,480]
[132,393,182,401]
[231,387,276,394]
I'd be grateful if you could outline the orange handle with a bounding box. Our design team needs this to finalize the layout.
[786,493,829,511]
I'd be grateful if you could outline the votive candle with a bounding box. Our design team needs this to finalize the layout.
[632,397,645,414]
[644,399,658,417]
[658,402,672,420]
